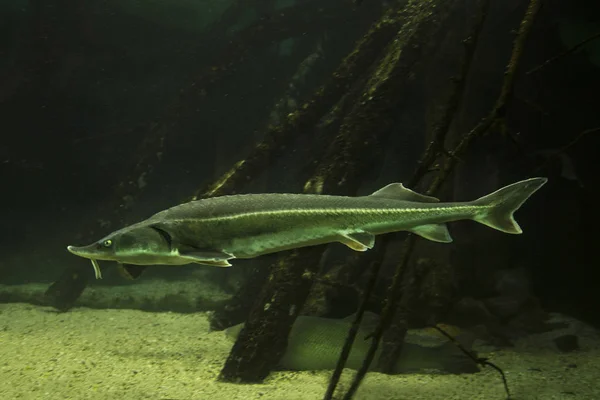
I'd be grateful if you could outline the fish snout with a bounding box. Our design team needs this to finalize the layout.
[67,245,76,253]
[67,245,87,257]
[66,244,103,259]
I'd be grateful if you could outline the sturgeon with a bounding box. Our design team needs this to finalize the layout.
[67,177,547,279]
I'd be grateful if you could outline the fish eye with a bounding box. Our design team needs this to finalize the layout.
[103,239,113,247]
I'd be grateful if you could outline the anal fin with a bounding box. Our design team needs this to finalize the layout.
[337,231,375,251]
[409,224,453,243]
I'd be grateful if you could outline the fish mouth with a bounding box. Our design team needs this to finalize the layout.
[66,245,103,280]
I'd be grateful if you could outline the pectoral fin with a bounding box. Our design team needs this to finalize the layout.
[337,231,375,251]
[118,264,148,280]
[178,248,234,267]
[409,224,453,243]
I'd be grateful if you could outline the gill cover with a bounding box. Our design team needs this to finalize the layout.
[106,225,173,263]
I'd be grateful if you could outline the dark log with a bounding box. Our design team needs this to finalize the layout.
[218,2,426,382]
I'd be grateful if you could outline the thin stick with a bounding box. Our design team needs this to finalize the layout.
[532,126,599,175]
[341,236,416,400]
[433,326,511,399]
[430,0,543,193]
[322,259,382,400]
[527,31,600,75]
[408,0,490,189]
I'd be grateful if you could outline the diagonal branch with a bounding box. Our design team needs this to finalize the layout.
[337,0,543,399]
[527,31,600,75]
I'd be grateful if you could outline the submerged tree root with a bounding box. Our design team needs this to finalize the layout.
[192,3,406,200]
[219,1,423,383]
[322,0,464,397]
[329,1,542,399]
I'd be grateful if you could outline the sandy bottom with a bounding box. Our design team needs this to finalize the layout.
[0,303,598,400]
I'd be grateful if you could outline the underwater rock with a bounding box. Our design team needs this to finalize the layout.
[447,297,499,328]
[44,266,89,312]
[483,296,523,319]
[225,312,480,374]
[512,313,597,353]
[504,296,551,335]
[483,267,532,320]
[553,334,580,353]
[494,267,530,300]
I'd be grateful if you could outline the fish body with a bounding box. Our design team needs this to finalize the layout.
[225,313,479,374]
[67,177,547,278]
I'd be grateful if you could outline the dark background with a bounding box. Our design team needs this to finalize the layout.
[1,0,599,326]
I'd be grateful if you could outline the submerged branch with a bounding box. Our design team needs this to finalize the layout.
[532,126,600,176]
[527,31,600,75]
[323,256,382,400]
[192,4,404,200]
[430,0,543,193]
[375,0,491,373]
[407,0,490,190]
[433,325,512,399]
[321,0,463,397]
[342,236,417,400]
[306,0,440,196]
[218,4,411,384]
[338,0,542,398]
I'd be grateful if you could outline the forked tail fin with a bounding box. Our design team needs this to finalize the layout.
[471,177,547,234]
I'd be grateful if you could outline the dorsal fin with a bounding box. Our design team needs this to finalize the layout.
[369,183,439,202]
